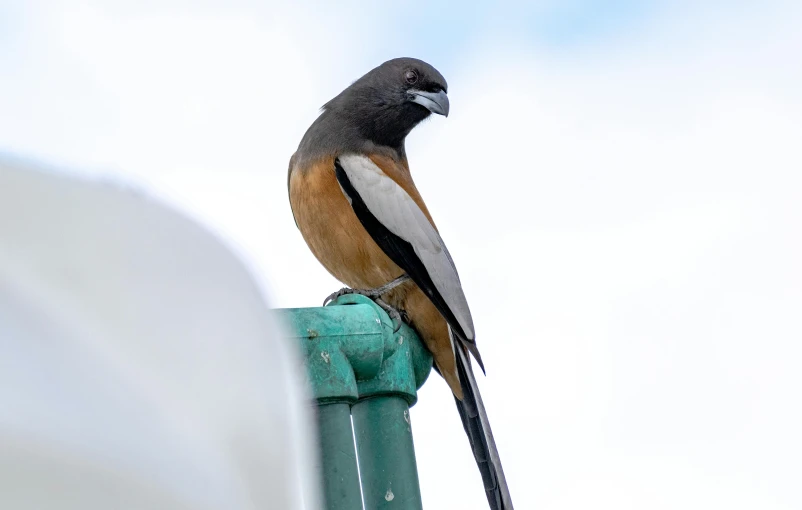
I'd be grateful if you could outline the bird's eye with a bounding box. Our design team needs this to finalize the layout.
[404,69,419,84]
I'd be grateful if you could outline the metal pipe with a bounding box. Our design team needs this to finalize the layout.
[352,396,423,510]
[315,403,364,510]
[276,294,433,510]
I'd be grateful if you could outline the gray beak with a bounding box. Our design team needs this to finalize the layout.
[408,88,450,117]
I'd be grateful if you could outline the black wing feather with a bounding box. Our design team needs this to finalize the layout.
[335,159,475,349]
[335,158,513,509]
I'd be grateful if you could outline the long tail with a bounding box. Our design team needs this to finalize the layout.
[453,337,514,510]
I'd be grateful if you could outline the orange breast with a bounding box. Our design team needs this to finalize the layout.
[289,155,404,289]
[288,153,462,397]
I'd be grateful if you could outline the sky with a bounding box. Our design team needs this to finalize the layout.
[2,0,801,508]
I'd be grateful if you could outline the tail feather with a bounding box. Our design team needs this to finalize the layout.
[454,336,513,510]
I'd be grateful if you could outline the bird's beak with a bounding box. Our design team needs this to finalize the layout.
[408,89,450,117]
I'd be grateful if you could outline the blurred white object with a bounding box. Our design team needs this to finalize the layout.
[0,155,320,510]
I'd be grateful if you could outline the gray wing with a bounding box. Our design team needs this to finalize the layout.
[337,155,508,507]
[336,153,475,342]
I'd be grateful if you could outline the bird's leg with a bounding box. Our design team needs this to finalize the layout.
[322,274,410,304]
[323,274,411,332]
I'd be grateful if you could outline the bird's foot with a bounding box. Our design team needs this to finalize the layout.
[322,287,358,306]
[372,297,406,333]
[323,274,411,332]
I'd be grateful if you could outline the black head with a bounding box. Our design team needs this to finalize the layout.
[323,57,449,151]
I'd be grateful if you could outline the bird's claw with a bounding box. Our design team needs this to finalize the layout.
[323,287,405,333]
[323,287,354,307]
[375,297,404,333]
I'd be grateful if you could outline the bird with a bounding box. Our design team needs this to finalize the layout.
[288,57,513,510]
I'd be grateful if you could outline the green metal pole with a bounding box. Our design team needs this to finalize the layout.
[275,294,433,510]
[352,396,423,510]
[278,302,380,510]
[315,403,363,510]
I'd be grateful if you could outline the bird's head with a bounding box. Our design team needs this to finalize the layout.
[324,57,449,151]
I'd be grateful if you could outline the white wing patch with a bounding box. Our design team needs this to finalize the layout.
[338,154,475,340]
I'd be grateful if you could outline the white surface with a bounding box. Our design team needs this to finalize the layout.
[0,158,320,510]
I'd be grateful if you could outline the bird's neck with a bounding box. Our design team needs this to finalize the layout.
[351,109,413,154]
[334,100,429,156]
